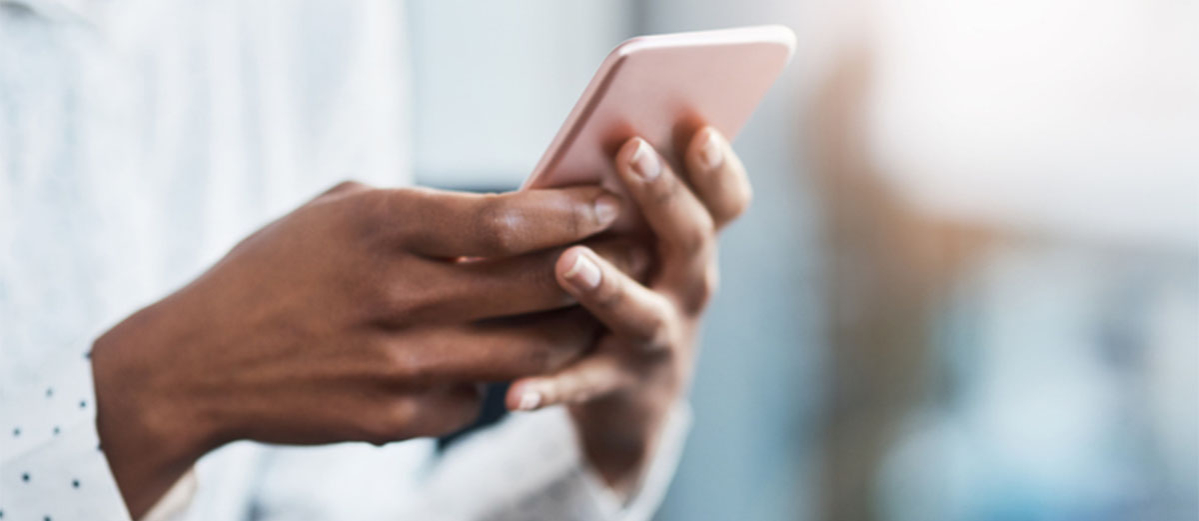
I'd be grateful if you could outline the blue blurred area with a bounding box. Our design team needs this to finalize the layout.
[408,3,822,520]
[406,1,1198,520]
[654,61,822,521]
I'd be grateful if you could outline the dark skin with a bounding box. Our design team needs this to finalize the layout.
[508,127,752,494]
[93,127,751,517]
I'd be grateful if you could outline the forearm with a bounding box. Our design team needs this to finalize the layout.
[92,299,217,519]
[93,387,203,520]
[569,385,679,496]
[417,405,690,521]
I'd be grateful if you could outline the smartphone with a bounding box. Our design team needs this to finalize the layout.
[522,25,795,195]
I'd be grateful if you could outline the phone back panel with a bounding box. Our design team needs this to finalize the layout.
[524,25,795,193]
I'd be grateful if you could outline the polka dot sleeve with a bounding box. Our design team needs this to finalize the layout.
[0,355,132,521]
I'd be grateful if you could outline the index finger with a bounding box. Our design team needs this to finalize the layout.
[387,186,621,258]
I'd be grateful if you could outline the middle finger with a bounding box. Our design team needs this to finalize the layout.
[383,307,601,384]
[613,137,716,273]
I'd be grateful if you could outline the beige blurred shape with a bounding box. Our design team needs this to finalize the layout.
[804,0,1199,249]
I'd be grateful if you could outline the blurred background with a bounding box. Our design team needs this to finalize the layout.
[405,1,1198,520]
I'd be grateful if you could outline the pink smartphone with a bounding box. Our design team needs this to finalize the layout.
[522,25,795,194]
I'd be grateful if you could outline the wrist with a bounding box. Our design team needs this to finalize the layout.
[92,299,220,518]
[570,387,677,495]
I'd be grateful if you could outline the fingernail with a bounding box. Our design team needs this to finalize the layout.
[628,139,661,181]
[517,391,542,411]
[698,128,724,171]
[563,252,602,290]
[593,193,620,226]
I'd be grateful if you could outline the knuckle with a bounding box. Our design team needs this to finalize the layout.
[521,252,565,297]
[624,244,654,283]
[637,302,675,350]
[600,242,652,281]
[314,180,369,203]
[593,273,627,310]
[351,189,405,241]
[356,188,392,222]
[643,319,674,352]
[372,280,416,320]
[327,179,367,196]
[565,199,589,239]
[519,334,577,375]
[378,342,428,386]
[521,343,557,374]
[370,265,440,322]
[688,264,720,313]
[538,342,583,374]
[650,172,685,206]
[541,381,566,405]
[675,216,715,255]
[361,399,417,445]
[474,196,520,253]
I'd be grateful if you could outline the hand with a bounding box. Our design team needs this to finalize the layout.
[91,181,644,517]
[505,127,752,493]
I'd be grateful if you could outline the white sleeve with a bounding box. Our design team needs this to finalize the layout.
[0,353,690,521]
[416,403,692,521]
[0,354,133,521]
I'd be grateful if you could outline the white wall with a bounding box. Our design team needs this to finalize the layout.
[865,0,1199,249]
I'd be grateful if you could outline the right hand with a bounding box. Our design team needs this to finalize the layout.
[91,181,644,517]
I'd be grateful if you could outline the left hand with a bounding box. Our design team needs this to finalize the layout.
[505,127,752,494]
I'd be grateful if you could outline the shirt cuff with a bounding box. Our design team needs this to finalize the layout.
[567,403,693,521]
[0,356,132,521]
[139,469,197,521]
